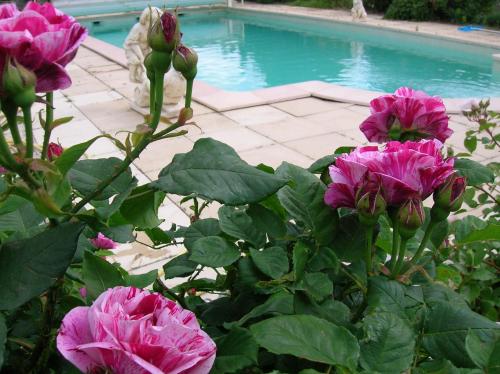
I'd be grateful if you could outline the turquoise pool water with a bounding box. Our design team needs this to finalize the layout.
[82,9,500,97]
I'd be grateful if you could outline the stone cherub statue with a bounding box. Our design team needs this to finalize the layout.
[124,7,186,117]
[352,0,367,20]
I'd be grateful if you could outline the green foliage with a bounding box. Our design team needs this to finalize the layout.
[385,0,433,21]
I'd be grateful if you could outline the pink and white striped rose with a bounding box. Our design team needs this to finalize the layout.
[57,286,216,374]
[360,87,452,143]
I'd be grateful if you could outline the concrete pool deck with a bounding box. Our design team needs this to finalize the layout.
[45,4,500,274]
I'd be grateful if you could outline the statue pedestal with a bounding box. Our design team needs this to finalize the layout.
[130,102,183,119]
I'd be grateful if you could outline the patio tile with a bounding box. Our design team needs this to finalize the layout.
[251,117,343,143]
[240,144,313,168]
[223,105,293,126]
[62,80,109,96]
[346,104,371,116]
[69,90,123,107]
[304,108,367,131]
[191,101,214,115]
[87,64,124,74]
[186,112,239,139]
[188,128,274,152]
[313,85,383,106]
[134,136,194,172]
[272,98,351,117]
[78,100,144,132]
[196,91,265,111]
[253,84,310,103]
[285,132,362,160]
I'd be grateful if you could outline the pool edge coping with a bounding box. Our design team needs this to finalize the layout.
[82,35,500,114]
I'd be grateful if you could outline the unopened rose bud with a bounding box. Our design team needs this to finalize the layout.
[79,287,87,298]
[356,187,386,226]
[178,107,193,125]
[398,199,425,239]
[148,10,180,53]
[47,142,63,161]
[90,233,117,250]
[188,288,197,296]
[434,174,466,212]
[2,59,36,108]
[172,44,198,81]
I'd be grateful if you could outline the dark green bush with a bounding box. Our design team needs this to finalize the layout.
[385,0,433,21]
[484,9,500,27]
[364,0,392,12]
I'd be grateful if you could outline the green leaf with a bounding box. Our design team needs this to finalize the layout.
[218,206,266,248]
[366,276,406,317]
[69,158,134,200]
[126,270,157,288]
[293,292,351,327]
[184,218,221,250]
[82,251,126,300]
[247,204,287,239]
[331,214,365,262]
[308,154,336,174]
[307,247,340,273]
[360,312,415,373]
[189,236,240,267]
[423,302,500,368]
[0,315,6,369]
[454,158,494,186]
[465,330,500,371]
[54,136,101,176]
[458,223,500,244]
[250,247,289,279]
[153,139,287,205]
[453,216,488,243]
[163,254,198,279]
[276,163,338,246]
[464,136,477,153]
[228,291,294,327]
[0,223,84,310]
[0,197,44,235]
[250,315,360,370]
[213,327,258,374]
[120,185,165,228]
[300,272,333,302]
[293,241,310,282]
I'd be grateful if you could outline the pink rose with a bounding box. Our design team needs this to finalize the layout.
[360,87,452,143]
[47,142,63,160]
[57,286,216,374]
[89,233,117,250]
[324,139,454,209]
[0,1,87,93]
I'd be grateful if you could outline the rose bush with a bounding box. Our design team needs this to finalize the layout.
[0,2,498,374]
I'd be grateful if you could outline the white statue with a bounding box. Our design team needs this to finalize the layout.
[124,7,186,117]
[352,0,367,20]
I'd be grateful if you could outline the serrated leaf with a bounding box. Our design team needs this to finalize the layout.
[0,223,84,310]
[120,185,165,228]
[213,327,258,373]
[153,139,287,205]
[219,206,266,248]
[250,247,289,279]
[251,315,359,370]
[184,218,221,250]
[360,312,415,373]
[189,236,240,267]
[163,254,198,279]
[82,251,126,300]
[276,163,338,246]
[454,158,494,186]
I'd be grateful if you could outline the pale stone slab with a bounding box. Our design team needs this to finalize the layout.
[223,105,293,126]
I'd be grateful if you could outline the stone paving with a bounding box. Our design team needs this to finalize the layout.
[39,18,499,275]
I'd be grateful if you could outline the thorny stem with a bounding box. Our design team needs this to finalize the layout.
[393,238,409,277]
[156,277,187,308]
[2,101,22,152]
[475,185,500,205]
[41,92,54,160]
[185,79,194,109]
[389,219,400,272]
[364,225,374,274]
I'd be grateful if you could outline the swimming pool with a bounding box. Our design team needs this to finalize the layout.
[82,9,500,98]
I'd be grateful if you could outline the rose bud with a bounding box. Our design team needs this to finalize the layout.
[173,44,198,81]
[148,10,180,53]
[90,233,117,250]
[178,107,193,125]
[431,174,466,222]
[356,187,386,226]
[0,166,7,174]
[2,59,36,108]
[47,142,63,161]
[398,199,425,239]
[434,174,466,212]
[79,287,87,299]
